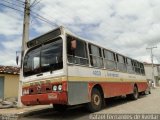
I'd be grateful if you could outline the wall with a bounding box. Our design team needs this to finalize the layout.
[0,74,19,99]
[144,64,160,86]
[154,66,158,76]
[144,65,152,80]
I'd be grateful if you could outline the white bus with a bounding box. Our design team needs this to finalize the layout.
[21,26,149,112]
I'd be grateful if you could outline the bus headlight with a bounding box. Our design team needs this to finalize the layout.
[52,85,57,91]
[58,85,62,91]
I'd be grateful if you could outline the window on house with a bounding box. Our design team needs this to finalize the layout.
[103,50,117,70]
[89,44,103,68]
[67,36,88,65]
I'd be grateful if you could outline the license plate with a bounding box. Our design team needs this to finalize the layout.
[48,93,57,99]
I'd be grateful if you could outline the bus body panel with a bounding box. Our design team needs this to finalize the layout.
[21,69,68,105]
[88,81,148,98]
[67,65,148,105]
[21,91,68,105]
[67,81,89,105]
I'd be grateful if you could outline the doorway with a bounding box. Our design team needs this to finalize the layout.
[0,77,4,99]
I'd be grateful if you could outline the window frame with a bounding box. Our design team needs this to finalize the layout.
[117,54,127,72]
[126,58,135,74]
[103,49,117,70]
[66,35,89,66]
[88,44,104,68]
[23,37,63,77]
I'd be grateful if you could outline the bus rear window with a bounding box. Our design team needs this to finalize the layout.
[23,38,63,77]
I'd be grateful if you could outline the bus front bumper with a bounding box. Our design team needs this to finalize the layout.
[21,92,68,106]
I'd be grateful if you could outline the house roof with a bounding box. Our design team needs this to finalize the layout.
[0,66,20,75]
[143,62,160,67]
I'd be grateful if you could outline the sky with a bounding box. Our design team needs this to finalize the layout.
[0,0,160,66]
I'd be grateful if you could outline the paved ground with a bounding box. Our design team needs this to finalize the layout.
[1,87,160,120]
[21,87,160,120]
[0,105,51,120]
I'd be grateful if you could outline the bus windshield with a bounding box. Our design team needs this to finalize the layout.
[23,38,63,77]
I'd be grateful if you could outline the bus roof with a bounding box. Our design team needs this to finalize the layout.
[27,26,143,64]
[64,27,143,64]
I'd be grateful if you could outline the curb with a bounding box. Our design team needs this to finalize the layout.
[0,106,52,120]
[18,107,52,118]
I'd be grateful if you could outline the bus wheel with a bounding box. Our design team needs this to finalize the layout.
[87,88,103,112]
[128,86,139,100]
[53,104,67,112]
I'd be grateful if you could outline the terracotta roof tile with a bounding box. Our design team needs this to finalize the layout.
[0,66,20,75]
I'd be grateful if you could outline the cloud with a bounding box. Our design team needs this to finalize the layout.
[0,7,22,66]
[0,37,21,66]
[0,9,23,36]
[1,38,21,50]
[1,0,160,66]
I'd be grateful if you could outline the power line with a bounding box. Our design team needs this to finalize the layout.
[31,0,37,5]
[0,2,58,27]
[30,0,41,8]
[31,13,58,27]
[31,15,56,28]
[0,3,24,13]
[0,1,59,28]
[16,0,25,4]
[30,9,59,27]
[1,0,24,8]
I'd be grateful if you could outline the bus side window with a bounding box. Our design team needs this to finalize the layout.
[103,49,116,70]
[117,54,127,72]
[67,36,88,65]
[89,44,103,68]
[135,61,140,74]
[126,58,134,74]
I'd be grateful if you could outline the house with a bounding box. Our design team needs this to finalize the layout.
[0,66,20,99]
[144,63,160,86]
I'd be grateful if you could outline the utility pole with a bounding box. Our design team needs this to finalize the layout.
[17,0,30,107]
[146,46,157,88]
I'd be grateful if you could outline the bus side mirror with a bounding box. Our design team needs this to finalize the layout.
[16,51,20,65]
[16,56,19,65]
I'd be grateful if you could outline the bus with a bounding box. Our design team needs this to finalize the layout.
[21,26,149,112]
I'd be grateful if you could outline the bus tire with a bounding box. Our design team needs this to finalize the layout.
[87,88,103,112]
[127,86,139,100]
[53,104,67,112]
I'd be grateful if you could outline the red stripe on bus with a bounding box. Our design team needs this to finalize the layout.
[88,82,148,98]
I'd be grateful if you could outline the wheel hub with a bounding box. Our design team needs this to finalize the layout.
[93,94,100,106]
